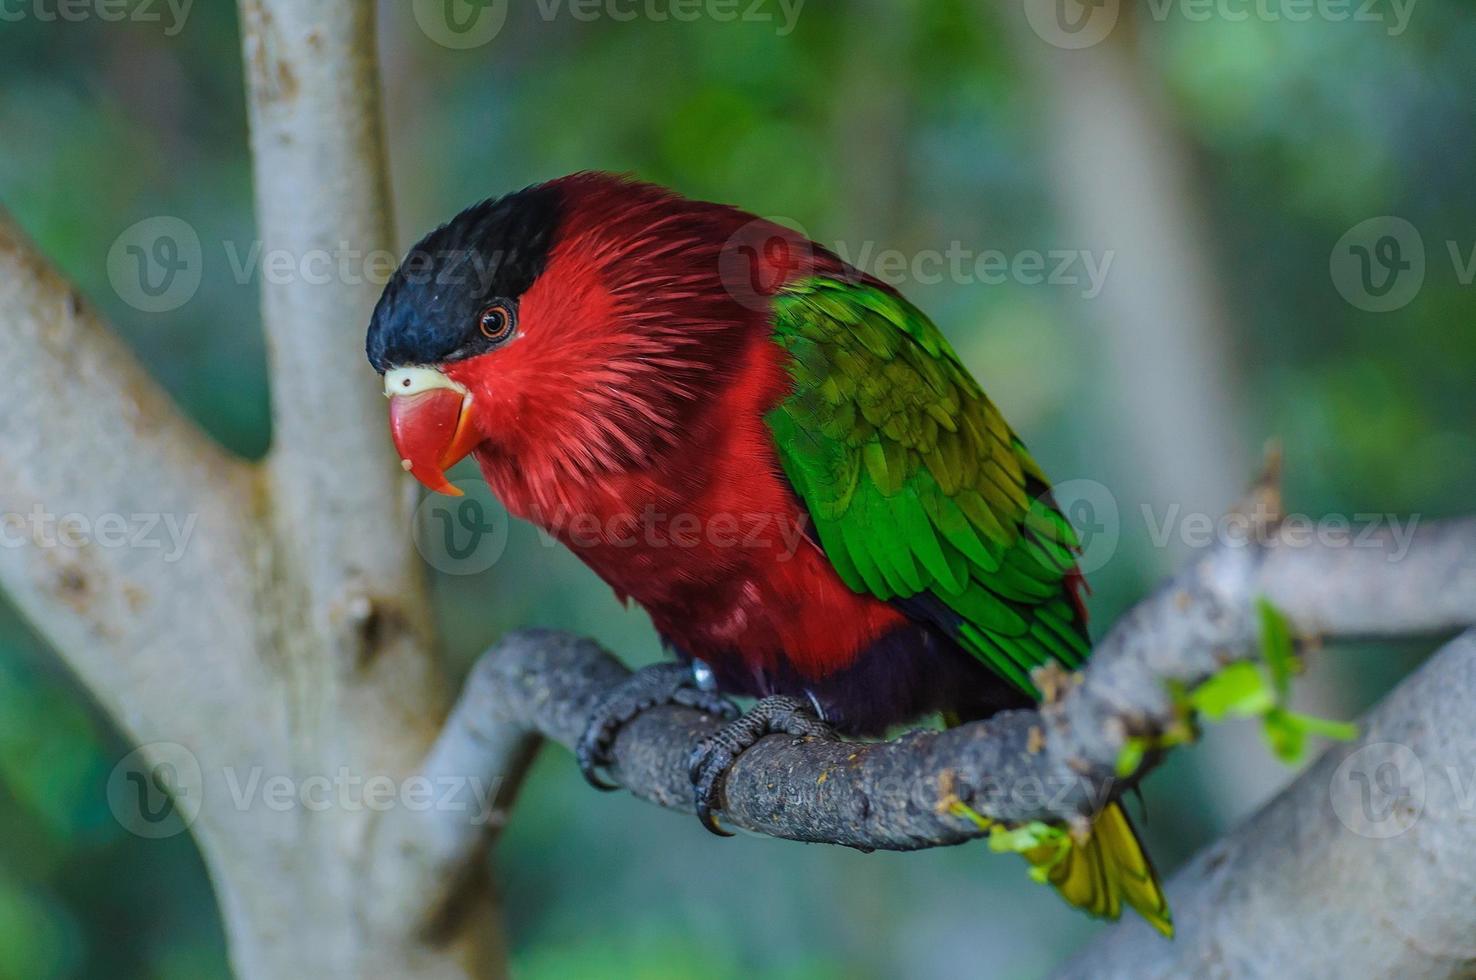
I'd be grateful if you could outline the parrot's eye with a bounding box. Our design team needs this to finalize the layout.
[478,302,515,343]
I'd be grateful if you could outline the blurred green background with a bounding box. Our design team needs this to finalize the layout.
[1,0,1472,976]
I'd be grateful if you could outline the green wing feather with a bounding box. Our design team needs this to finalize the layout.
[766,276,1088,696]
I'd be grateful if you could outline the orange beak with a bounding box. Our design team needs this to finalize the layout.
[384,368,482,496]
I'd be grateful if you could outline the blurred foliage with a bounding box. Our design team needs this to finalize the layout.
[1,0,1473,976]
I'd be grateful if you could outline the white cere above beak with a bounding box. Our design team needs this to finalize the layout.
[383,366,471,399]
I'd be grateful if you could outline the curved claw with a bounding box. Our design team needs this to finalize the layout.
[575,723,623,791]
[576,662,735,794]
[695,796,735,837]
[686,695,836,839]
[689,743,737,837]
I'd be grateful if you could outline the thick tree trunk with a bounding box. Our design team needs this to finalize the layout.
[0,1,508,976]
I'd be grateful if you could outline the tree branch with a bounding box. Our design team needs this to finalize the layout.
[235,0,496,965]
[0,207,265,761]
[1056,627,1476,979]
[239,0,436,678]
[402,512,1476,869]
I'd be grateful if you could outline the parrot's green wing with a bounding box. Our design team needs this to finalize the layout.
[765,276,1089,696]
[765,276,1173,938]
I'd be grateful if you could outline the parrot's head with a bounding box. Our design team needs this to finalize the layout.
[367,172,796,496]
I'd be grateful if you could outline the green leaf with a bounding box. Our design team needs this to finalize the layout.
[1115,738,1146,778]
[987,821,1067,855]
[1187,662,1276,720]
[1262,708,1307,763]
[1282,711,1360,742]
[1264,708,1358,763]
[1157,599,1359,768]
[946,800,994,832]
[1256,597,1297,699]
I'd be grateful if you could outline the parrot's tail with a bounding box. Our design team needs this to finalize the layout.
[1025,802,1173,937]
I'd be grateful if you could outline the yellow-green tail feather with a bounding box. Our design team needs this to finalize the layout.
[1025,803,1173,937]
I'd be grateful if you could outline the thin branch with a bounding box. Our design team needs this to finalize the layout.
[394,511,1476,888]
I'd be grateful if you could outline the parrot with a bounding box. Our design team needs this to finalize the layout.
[366,172,1171,935]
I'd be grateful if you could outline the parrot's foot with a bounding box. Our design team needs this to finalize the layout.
[576,662,737,791]
[688,695,836,836]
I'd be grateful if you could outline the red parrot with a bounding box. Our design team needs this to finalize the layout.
[367,172,1170,934]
